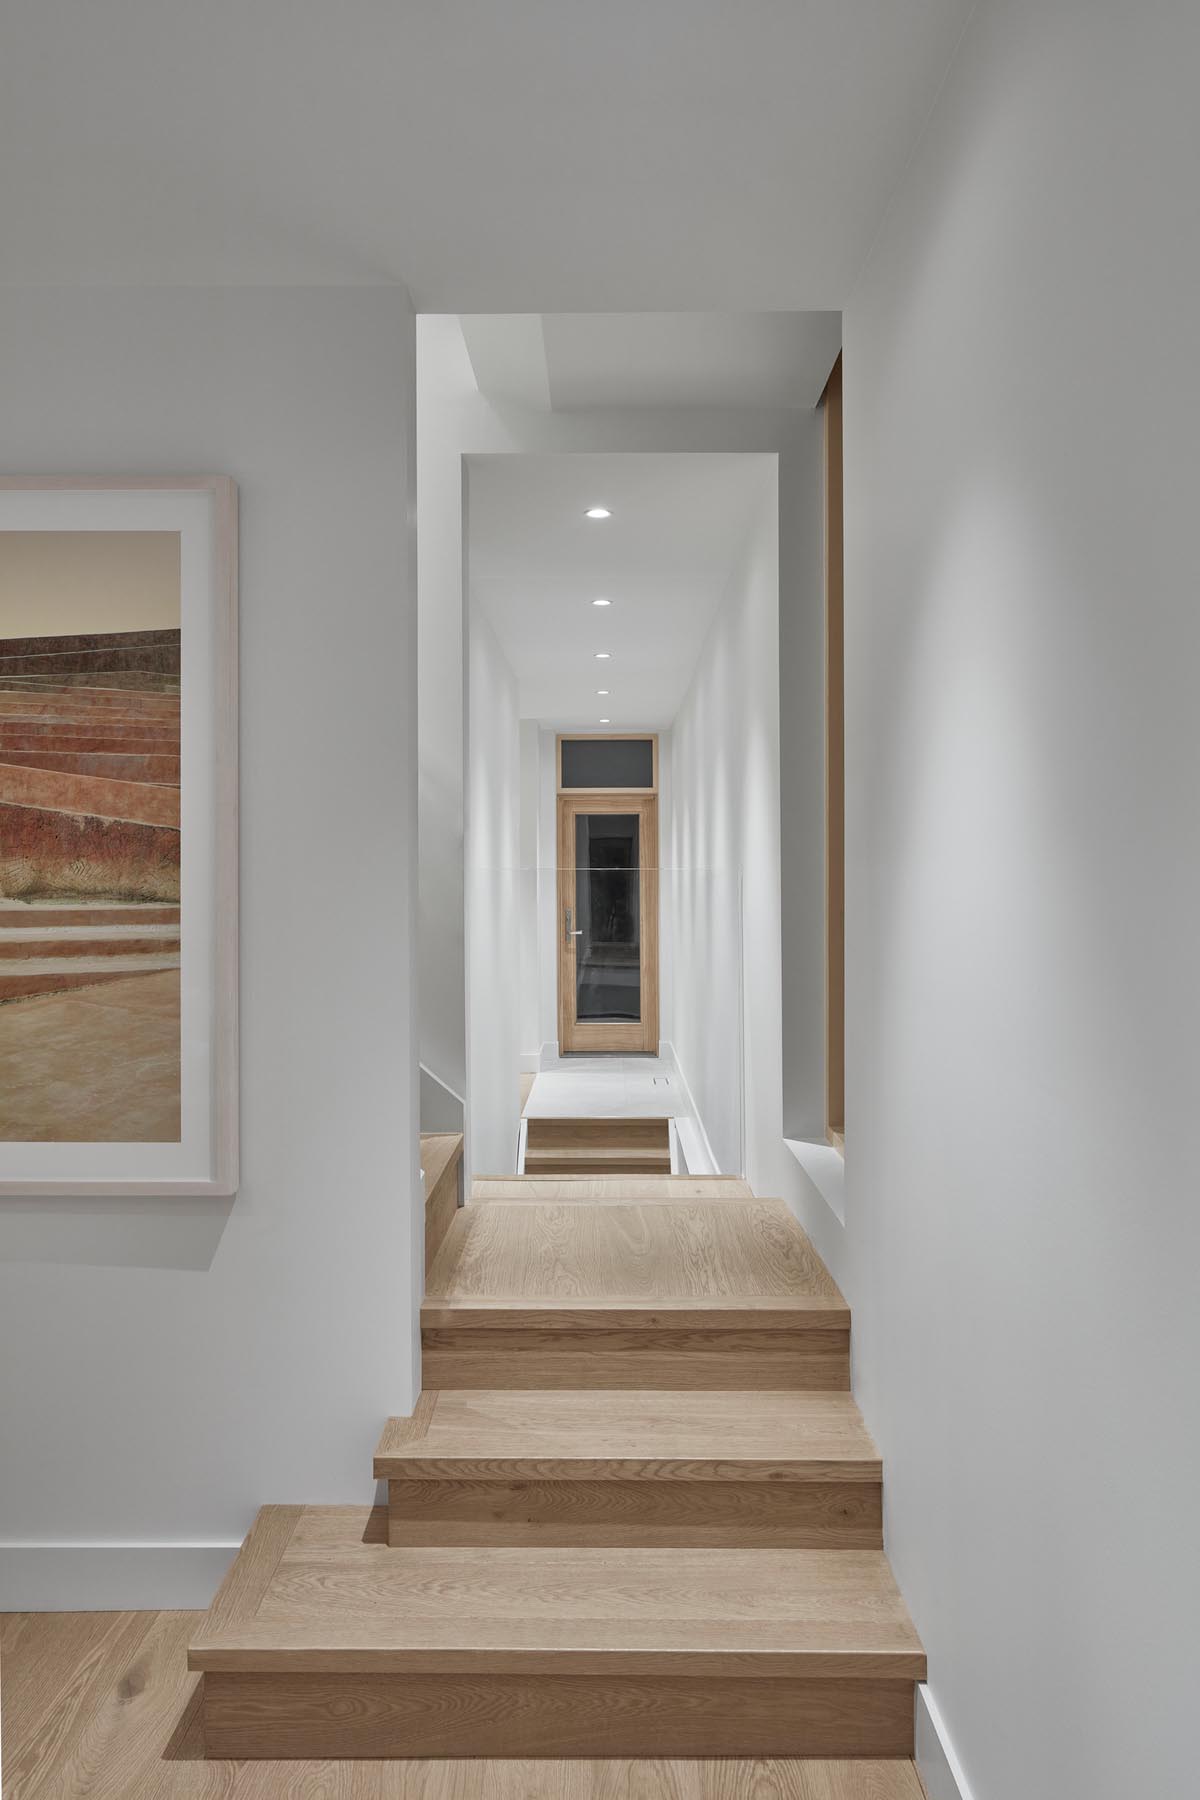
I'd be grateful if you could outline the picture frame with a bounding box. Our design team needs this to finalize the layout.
[0,477,238,1195]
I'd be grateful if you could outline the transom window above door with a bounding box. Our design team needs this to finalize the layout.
[557,734,657,793]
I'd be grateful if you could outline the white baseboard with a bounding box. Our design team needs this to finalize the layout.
[519,1050,541,1073]
[0,1542,239,1612]
[916,1684,977,1800]
[658,1040,720,1176]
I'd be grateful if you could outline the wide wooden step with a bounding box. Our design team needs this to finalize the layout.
[375,1388,881,1547]
[189,1506,924,1759]
[422,1199,849,1390]
[473,1174,754,1202]
[523,1115,672,1175]
[420,1131,463,1277]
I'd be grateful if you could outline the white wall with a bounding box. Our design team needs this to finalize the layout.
[837,4,1200,1796]
[416,319,474,1106]
[465,598,523,1175]
[536,726,560,1055]
[517,720,542,1067]
[0,286,420,1608]
[666,479,778,1177]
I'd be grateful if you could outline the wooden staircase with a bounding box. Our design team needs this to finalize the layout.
[188,1167,925,1763]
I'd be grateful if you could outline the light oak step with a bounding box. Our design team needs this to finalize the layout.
[422,1200,849,1390]
[420,1131,462,1278]
[472,1174,755,1202]
[188,1506,924,1759]
[375,1389,881,1547]
[523,1115,672,1176]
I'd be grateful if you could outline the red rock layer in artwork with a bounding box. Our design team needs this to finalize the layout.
[0,629,181,902]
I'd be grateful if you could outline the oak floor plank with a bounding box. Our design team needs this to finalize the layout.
[0,1609,156,1799]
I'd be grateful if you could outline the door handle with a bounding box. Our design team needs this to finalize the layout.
[564,908,583,946]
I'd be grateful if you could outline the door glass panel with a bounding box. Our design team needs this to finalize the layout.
[574,813,641,1023]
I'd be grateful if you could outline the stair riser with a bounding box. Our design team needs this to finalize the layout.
[387,1476,882,1548]
[522,1158,672,1175]
[425,1174,460,1278]
[422,1326,850,1390]
[202,1671,915,1759]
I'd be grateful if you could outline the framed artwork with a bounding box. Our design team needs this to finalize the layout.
[0,478,238,1195]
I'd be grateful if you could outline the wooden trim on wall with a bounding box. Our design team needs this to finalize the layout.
[557,791,659,1055]
[557,733,659,794]
[822,358,845,1145]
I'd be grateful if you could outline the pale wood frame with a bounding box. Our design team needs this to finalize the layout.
[557,790,659,1054]
[821,361,845,1148]
[557,732,659,794]
[0,475,239,1195]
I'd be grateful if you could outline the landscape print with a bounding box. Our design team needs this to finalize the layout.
[0,531,182,1141]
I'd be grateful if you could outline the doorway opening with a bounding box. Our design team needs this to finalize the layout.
[557,733,659,1055]
[415,311,842,1188]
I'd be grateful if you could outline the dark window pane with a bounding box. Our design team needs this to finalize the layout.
[561,737,654,789]
[574,813,641,1022]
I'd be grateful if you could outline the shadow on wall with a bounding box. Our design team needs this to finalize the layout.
[0,1193,234,1272]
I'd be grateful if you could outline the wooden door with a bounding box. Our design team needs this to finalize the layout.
[557,792,659,1054]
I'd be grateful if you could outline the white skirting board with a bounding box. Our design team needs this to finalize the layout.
[916,1684,977,1800]
[0,1542,238,1612]
[658,1040,721,1176]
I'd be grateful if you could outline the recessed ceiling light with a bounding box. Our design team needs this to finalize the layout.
[594,651,611,660]
[599,718,611,724]
[592,597,611,607]
[584,506,612,520]
[596,689,610,696]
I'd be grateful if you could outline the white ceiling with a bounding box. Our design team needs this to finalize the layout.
[461,313,842,413]
[467,453,774,728]
[0,1,971,307]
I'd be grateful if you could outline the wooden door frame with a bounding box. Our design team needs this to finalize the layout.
[557,791,659,1055]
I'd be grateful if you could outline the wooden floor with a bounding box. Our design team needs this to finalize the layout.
[0,1608,929,1798]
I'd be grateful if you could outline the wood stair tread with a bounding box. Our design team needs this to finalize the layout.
[425,1199,845,1308]
[189,1506,924,1678]
[472,1175,755,1202]
[374,1389,880,1480]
